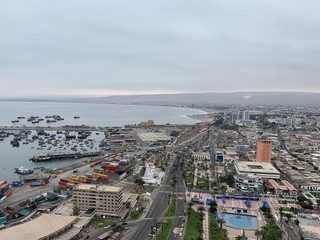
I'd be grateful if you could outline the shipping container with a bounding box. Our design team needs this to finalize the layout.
[0,180,7,186]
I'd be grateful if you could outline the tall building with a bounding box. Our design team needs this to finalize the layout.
[73,184,123,216]
[256,137,272,163]
[242,110,250,120]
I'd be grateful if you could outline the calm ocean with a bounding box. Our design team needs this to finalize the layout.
[0,101,204,182]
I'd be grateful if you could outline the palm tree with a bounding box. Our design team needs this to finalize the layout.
[198,206,205,212]
[255,230,262,240]
[223,228,228,237]
[217,218,225,229]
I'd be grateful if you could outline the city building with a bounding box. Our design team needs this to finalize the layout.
[73,184,123,216]
[267,179,297,196]
[234,174,263,194]
[140,120,154,127]
[234,161,280,179]
[192,152,210,161]
[230,110,250,124]
[256,137,272,163]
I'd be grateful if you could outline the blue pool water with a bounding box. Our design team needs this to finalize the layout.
[222,212,258,230]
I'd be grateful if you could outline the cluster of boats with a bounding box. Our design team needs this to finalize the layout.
[1,129,100,150]
[11,115,65,124]
[11,115,80,124]
[0,130,32,147]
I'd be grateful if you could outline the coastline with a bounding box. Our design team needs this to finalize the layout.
[186,111,216,123]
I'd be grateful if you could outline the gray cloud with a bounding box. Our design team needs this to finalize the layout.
[1,0,320,97]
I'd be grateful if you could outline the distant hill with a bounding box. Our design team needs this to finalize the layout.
[1,92,320,107]
[75,92,320,107]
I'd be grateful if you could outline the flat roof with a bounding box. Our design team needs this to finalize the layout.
[235,161,280,175]
[0,214,77,240]
[74,184,122,193]
[137,132,171,142]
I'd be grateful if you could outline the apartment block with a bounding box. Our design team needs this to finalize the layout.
[73,184,123,216]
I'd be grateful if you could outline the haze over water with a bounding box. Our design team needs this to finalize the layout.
[0,101,204,182]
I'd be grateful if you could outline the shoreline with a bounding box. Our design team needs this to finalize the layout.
[186,112,216,123]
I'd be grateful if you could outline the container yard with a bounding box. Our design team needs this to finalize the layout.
[0,181,12,204]
[56,154,132,193]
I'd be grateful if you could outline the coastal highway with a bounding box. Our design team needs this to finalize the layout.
[129,154,177,240]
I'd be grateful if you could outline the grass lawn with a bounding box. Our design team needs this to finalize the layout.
[164,201,176,217]
[310,192,320,199]
[129,208,144,221]
[156,195,177,239]
[197,177,209,190]
[156,219,174,240]
[184,209,203,240]
[92,218,116,228]
[185,174,194,188]
[209,213,228,240]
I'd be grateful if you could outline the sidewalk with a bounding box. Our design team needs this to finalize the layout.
[203,208,209,240]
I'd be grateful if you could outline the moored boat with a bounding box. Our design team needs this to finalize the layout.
[14,166,34,175]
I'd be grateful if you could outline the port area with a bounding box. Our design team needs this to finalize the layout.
[0,161,100,208]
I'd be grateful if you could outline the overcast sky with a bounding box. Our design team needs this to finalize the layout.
[1,0,320,97]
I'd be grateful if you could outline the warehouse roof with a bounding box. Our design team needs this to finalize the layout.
[0,214,77,240]
[137,132,171,142]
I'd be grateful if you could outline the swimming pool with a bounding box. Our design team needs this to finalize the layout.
[222,212,258,230]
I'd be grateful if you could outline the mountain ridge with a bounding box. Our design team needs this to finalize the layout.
[1,92,320,106]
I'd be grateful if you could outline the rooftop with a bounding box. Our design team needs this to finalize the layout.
[74,184,122,193]
[137,132,171,142]
[235,161,280,174]
[0,214,77,240]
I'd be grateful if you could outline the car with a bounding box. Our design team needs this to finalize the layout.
[179,232,183,237]
[84,230,89,233]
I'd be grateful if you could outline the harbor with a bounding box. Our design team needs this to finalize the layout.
[0,127,105,183]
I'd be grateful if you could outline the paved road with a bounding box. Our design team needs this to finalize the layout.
[281,218,301,240]
[168,156,187,240]
[129,154,177,240]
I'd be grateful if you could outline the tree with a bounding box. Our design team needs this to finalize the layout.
[187,202,193,217]
[217,218,225,229]
[254,230,262,240]
[223,228,228,237]
[197,206,205,212]
[73,205,80,216]
[134,178,144,186]
[209,201,217,214]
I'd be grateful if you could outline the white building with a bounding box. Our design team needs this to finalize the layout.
[234,174,263,194]
[142,164,165,186]
[234,161,280,179]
